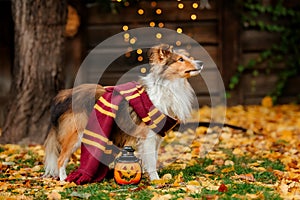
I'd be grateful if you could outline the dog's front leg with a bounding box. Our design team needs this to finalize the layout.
[141,130,161,180]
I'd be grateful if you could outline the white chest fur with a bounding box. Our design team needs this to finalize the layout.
[141,74,194,122]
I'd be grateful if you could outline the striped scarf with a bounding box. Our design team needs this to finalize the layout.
[66,81,178,184]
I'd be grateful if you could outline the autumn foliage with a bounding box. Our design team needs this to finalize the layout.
[1,102,300,199]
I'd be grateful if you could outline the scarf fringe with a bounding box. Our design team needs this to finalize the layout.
[66,170,92,185]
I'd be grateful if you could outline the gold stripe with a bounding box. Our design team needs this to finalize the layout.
[84,129,108,143]
[153,114,165,125]
[142,108,159,122]
[125,93,140,101]
[99,96,118,110]
[82,138,105,151]
[119,87,138,95]
[148,108,159,117]
[94,104,116,118]
[138,87,145,94]
[104,149,112,154]
[148,123,157,129]
[142,116,151,123]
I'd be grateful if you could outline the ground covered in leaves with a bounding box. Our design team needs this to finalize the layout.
[1,100,300,199]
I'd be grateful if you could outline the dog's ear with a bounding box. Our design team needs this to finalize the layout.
[158,44,173,60]
[148,44,173,65]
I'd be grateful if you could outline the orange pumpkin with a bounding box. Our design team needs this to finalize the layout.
[114,162,142,185]
[114,146,142,185]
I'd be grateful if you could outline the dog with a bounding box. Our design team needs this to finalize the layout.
[43,44,203,182]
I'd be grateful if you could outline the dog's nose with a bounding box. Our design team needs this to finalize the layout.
[195,60,204,70]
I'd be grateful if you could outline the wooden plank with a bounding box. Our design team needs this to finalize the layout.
[189,70,223,94]
[197,95,223,106]
[87,0,217,25]
[241,53,285,69]
[220,0,240,86]
[282,76,300,95]
[83,45,219,71]
[241,30,280,52]
[241,73,278,96]
[86,22,218,48]
[244,94,300,105]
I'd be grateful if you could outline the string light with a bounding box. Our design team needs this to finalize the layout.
[149,21,155,27]
[158,22,164,28]
[124,1,129,6]
[176,41,182,46]
[176,27,183,34]
[191,14,197,20]
[177,3,184,9]
[136,49,143,54]
[156,8,162,15]
[122,25,129,31]
[125,47,132,57]
[140,67,147,73]
[138,9,144,15]
[192,2,199,9]
[137,56,144,62]
[156,33,162,39]
[123,33,130,39]
[125,52,131,57]
[151,1,157,7]
[130,37,137,44]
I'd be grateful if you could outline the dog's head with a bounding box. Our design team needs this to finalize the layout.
[148,44,203,79]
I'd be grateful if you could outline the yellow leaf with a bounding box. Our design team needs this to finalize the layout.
[63,182,77,189]
[221,166,234,173]
[262,96,273,107]
[173,172,183,186]
[278,130,293,141]
[32,165,41,172]
[232,173,256,182]
[151,179,168,185]
[162,173,172,180]
[232,148,244,156]
[205,165,217,173]
[187,180,200,186]
[47,191,61,200]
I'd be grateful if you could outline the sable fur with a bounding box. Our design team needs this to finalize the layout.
[44,44,203,181]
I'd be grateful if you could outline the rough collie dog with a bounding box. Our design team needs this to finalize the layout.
[44,44,203,182]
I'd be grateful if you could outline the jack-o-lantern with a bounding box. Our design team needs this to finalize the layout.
[114,146,142,185]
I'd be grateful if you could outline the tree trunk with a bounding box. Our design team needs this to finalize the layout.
[1,0,67,144]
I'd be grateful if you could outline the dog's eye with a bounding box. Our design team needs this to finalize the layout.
[178,57,184,62]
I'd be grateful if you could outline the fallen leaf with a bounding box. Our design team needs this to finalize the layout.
[47,191,61,200]
[205,165,217,173]
[218,183,228,192]
[187,180,200,186]
[232,173,256,182]
[262,96,273,108]
[221,166,235,173]
[70,191,91,199]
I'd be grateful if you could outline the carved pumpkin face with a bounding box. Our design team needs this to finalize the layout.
[114,162,142,185]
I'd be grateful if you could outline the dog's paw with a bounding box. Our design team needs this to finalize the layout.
[59,168,67,181]
[149,172,160,181]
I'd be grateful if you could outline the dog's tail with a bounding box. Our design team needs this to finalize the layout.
[43,126,60,178]
[43,84,106,177]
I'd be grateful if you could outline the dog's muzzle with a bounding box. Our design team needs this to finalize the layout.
[186,60,203,76]
[195,60,204,72]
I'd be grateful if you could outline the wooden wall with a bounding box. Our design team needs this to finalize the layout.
[80,0,225,106]
[0,0,299,109]
[236,1,300,104]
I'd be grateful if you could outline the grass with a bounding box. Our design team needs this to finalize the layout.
[0,144,285,200]
[58,148,283,199]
